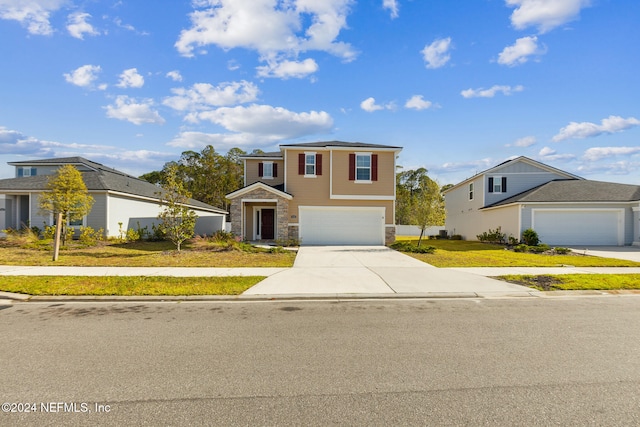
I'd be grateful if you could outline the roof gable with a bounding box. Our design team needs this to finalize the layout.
[226,181,293,200]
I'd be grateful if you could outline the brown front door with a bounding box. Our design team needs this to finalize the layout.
[261,209,275,239]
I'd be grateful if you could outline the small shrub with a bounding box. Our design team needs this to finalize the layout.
[528,244,550,254]
[269,246,286,254]
[513,244,529,253]
[126,227,141,242]
[521,228,540,246]
[79,226,105,246]
[450,234,463,240]
[508,236,519,246]
[554,247,571,255]
[275,237,301,247]
[477,227,506,244]
[390,241,436,254]
[212,230,236,243]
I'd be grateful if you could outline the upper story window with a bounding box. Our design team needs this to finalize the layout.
[305,154,316,175]
[488,176,507,193]
[349,153,378,182]
[298,153,322,177]
[258,162,276,179]
[18,167,37,177]
[469,183,474,200]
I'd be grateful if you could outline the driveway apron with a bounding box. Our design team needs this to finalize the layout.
[242,246,532,296]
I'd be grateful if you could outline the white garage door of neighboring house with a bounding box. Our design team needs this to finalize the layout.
[532,209,623,246]
[299,206,385,245]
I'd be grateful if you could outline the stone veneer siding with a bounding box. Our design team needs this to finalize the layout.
[229,188,290,241]
[385,225,396,245]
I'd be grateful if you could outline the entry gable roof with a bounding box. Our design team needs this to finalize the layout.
[225,181,293,200]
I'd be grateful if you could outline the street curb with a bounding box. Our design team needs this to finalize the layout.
[9,290,640,303]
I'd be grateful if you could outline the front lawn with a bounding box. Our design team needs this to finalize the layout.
[0,240,296,267]
[392,238,640,268]
[497,274,640,291]
[0,275,264,296]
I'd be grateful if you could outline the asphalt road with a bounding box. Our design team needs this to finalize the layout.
[2,296,640,426]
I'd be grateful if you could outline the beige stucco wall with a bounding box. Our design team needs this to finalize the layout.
[284,149,395,224]
[245,159,284,187]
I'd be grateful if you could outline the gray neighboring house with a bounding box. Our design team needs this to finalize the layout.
[444,156,640,246]
[0,157,227,238]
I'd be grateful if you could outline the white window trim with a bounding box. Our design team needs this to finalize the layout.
[355,152,372,182]
[491,176,504,193]
[469,183,474,201]
[262,161,274,180]
[304,151,317,178]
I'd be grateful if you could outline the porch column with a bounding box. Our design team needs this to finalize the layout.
[633,206,640,246]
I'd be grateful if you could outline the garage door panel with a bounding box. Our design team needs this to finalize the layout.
[533,210,621,246]
[300,207,384,245]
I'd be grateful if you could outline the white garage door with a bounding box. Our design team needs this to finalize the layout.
[533,209,622,246]
[299,206,385,245]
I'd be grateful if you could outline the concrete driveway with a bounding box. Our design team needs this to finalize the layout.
[568,246,640,263]
[243,246,532,297]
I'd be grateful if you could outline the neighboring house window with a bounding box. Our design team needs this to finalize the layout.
[469,183,474,200]
[258,162,276,179]
[349,153,378,182]
[298,153,322,176]
[18,167,37,177]
[488,176,507,193]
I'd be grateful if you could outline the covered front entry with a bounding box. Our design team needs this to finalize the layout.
[252,206,276,240]
[299,206,385,245]
[532,209,624,246]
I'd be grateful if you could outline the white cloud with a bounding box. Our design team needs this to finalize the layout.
[383,0,399,19]
[104,96,165,125]
[167,131,266,149]
[63,64,105,89]
[498,36,545,66]
[509,136,537,147]
[506,0,591,33]
[360,97,395,112]
[66,11,99,39]
[538,146,575,161]
[0,0,66,36]
[166,70,183,82]
[435,158,496,174]
[163,81,259,112]
[461,85,524,98]
[192,104,333,138]
[256,58,319,79]
[404,95,434,111]
[0,126,114,156]
[552,116,640,142]
[175,0,356,76]
[583,146,640,161]
[116,68,145,88]
[421,37,452,69]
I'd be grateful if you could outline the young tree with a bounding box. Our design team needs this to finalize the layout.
[157,164,198,252]
[414,176,446,246]
[39,165,94,261]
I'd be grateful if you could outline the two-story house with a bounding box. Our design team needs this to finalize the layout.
[226,141,402,245]
[444,156,640,246]
[0,157,227,237]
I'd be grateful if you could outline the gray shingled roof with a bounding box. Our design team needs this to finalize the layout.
[279,140,402,149]
[241,151,283,158]
[484,179,640,208]
[0,157,226,213]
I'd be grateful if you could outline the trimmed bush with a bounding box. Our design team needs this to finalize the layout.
[521,228,540,246]
[554,247,571,255]
[390,241,436,254]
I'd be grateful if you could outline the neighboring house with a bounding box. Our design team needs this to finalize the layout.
[226,141,402,245]
[444,156,640,246]
[0,157,227,238]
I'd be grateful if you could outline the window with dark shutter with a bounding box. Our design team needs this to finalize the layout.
[349,153,356,180]
[501,177,507,192]
[258,162,264,177]
[298,153,305,175]
[273,163,278,178]
[488,177,494,193]
[316,154,322,176]
[371,154,378,181]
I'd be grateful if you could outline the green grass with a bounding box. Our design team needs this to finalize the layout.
[392,238,640,267]
[498,274,640,291]
[0,240,296,267]
[0,276,264,296]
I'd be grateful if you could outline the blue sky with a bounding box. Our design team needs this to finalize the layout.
[1,0,639,185]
